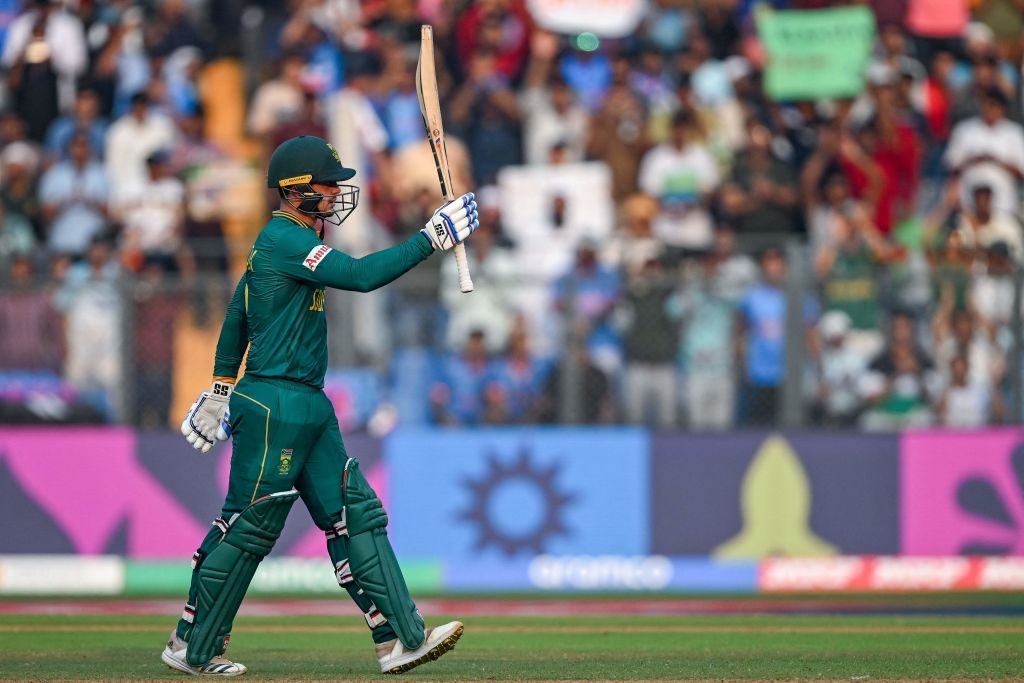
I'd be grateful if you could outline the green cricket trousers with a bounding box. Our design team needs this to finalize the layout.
[176,374,402,647]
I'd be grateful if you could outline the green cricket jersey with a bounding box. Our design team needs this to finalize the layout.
[213,210,433,388]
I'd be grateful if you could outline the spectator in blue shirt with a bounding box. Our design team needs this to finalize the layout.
[39,131,108,257]
[736,246,816,425]
[486,317,554,424]
[44,86,107,163]
[553,237,623,375]
[429,329,495,426]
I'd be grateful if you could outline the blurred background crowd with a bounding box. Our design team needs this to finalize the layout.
[0,0,1023,432]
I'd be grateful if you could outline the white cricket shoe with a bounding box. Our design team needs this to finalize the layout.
[376,621,464,674]
[161,630,248,677]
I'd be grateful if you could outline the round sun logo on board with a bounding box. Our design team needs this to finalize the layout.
[459,448,575,555]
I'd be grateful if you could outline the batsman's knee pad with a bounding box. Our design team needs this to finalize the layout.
[326,459,424,650]
[185,490,298,666]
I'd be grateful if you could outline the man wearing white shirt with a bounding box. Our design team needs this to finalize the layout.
[638,109,719,252]
[105,92,177,203]
[945,87,1024,217]
[116,150,185,270]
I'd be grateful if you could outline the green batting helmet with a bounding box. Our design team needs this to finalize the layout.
[267,135,356,188]
[268,136,359,226]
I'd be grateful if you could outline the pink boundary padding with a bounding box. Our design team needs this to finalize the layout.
[0,428,206,557]
[901,429,1024,556]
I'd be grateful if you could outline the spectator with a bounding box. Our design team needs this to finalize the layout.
[814,202,896,359]
[168,105,224,176]
[719,120,801,236]
[132,264,181,428]
[933,307,1004,393]
[801,119,884,239]
[927,226,974,313]
[953,184,1024,262]
[247,52,306,137]
[105,92,176,202]
[53,236,122,420]
[935,353,997,427]
[670,248,738,430]
[0,254,60,371]
[586,80,649,201]
[815,311,868,427]
[521,59,588,166]
[945,86,1024,218]
[429,329,494,426]
[553,238,622,375]
[860,343,936,430]
[486,317,553,424]
[449,49,522,186]
[535,343,615,424]
[381,57,424,153]
[620,257,678,428]
[708,226,758,300]
[629,44,674,116]
[269,91,327,153]
[1,0,87,141]
[736,247,815,425]
[455,0,531,82]
[0,141,42,241]
[38,131,108,258]
[971,241,1019,342]
[559,45,612,113]
[639,108,719,254]
[44,86,107,163]
[605,194,664,278]
[0,201,35,267]
[115,150,186,273]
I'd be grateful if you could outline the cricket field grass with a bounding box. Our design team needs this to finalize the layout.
[0,598,1022,681]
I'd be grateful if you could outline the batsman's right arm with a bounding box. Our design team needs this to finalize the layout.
[212,272,249,382]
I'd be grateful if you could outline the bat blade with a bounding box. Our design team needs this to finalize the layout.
[417,24,473,293]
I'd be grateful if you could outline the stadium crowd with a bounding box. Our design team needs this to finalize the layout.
[0,0,1022,431]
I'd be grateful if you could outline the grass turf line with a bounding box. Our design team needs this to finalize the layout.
[0,614,1022,681]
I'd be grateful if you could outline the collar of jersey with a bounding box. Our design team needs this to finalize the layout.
[272,210,314,229]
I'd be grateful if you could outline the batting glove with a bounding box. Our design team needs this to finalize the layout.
[420,192,478,252]
[180,380,233,454]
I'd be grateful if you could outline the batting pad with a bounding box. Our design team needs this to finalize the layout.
[186,490,299,666]
[328,458,425,650]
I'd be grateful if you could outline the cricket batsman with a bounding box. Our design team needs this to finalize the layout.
[161,135,478,676]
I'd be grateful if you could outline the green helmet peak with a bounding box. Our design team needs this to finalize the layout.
[267,136,356,189]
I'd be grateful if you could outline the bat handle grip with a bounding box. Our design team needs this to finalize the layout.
[454,242,473,293]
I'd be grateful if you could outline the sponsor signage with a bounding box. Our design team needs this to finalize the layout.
[761,556,1024,591]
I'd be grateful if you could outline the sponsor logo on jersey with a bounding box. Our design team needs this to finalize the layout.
[303,245,332,271]
[279,449,293,476]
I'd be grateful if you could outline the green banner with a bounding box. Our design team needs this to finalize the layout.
[756,6,877,101]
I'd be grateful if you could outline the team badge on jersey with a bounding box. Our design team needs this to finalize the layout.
[279,449,293,476]
[303,245,332,271]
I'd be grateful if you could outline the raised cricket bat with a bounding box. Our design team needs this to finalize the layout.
[416,24,474,293]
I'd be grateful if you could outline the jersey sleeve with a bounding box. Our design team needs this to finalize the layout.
[212,272,249,381]
[271,229,434,292]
